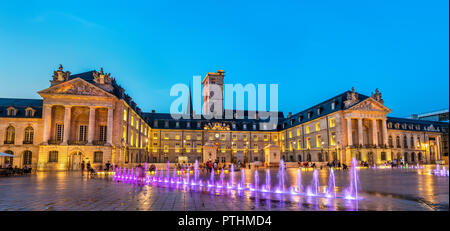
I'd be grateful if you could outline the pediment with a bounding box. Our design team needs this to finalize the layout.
[38,78,114,98]
[346,98,392,113]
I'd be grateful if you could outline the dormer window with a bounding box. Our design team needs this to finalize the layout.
[164,121,169,128]
[415,125,420,130]
[394,123,400,129]
[387,122,392,129]
[153,120,158,128]
[331,101,336,110]
[291,119,295,125]
[298,115,303,122]
[232,123,236,129]
[252,124,257,130]
[317,108,321,115]
[197,122,201,128]
[7,107,16,116]
[186,122,191,128]
[25,107,35,117]
[401,123,407,129]
[175,122,180,128]
[243,124,247,130]
[307,112,312,119]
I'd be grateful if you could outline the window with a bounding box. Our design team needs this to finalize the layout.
[125,150,129,163]
[26,108,34,117]
[130,131,134,146]
[99,125,107,142]
[306,137,311,149]
[152,143,158,152]
[5,126,15,144]
[232,134,237,140]
[410,136,414,147]
[131,116,134,126]
[24,126,34,144]
[197,134,202,140]
[403,136,408,148]
[243,135,248,141]
[175,134,180,140]
[123,126,127,140]
[264,135,268,141]
[48,151,58,163]
[79,125,87,142]
[329,118,335,128]
[297,140,301,149]
[186,143,191,152]
[253,135,258,141]
[186,135,191,140]
[136,133,139,147]
[164,133,169,139]
[388,136,393,147]
[306,126,310,134]
[209,134,214,140]
[56,124,64,142]
[330,132,336,146]
[396,136,401,148]
[232,143,237,151]
[23,151,32,165]
[154,120,158,127]
[253,143,258,151]
[316,135,321,148]
[221,134,226,140]
[316,122,320,131]
[296,129,300,136]
[136,120,139,129]
[331,102,336,110]
[381,152,386,161]
[175,143,180,152]
[288,131,292,138]
[164,144,169,153]
[7,108,16,116]
[274,135,278,142]
[94,151,103,163]
[123,109,127,121]
[153,133,158,139]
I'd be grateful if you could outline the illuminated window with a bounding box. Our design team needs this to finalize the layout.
[186,135,191,140]
[164,134,169,140]
[123,126,127,140]
[186,143,191,152]
[123,109,127,121]
[243,135,248,141]
[316,123,320,131]
[221,134,226,140]
[274,135,278,142]
[197,134,202,140]
[253,135,258,141]
[306,137,311,149]
[264,135,268,141]
[329,118,335,128]
[330,132,336,146]
[136,133,139,147]
[253,143,258,151]
[196,143,202,152]
[289,142,293,151]
[164,144,169,153]
[232,134,237,140]
[131,116,134,126]
[130,131,134,146]
[153,133,158,139]
[209,134,214,140]
[24,126,34,144]
[288,131,292,138]
[153,143,158,152]
[306,126,310,134]
[175,143,180,152]
[297,129,300,136]
[175,134,180,140]
[297,139,301,149]
[136,120,139,130]
[316,135,321,148]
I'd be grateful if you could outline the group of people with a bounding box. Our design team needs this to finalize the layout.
[298,160,348,170]
[0,164,32,176]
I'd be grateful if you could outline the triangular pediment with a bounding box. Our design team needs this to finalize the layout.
[346,98,392,113]
[38,78,114,98]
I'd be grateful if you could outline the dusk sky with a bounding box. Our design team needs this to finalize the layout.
[0,0,448,117]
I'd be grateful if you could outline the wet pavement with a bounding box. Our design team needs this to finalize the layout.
[0,165,448,211]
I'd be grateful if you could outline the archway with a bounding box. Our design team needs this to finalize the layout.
[367,152,374,165]
[69,151,84,170]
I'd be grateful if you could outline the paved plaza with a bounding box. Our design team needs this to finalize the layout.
[0,166,448,211]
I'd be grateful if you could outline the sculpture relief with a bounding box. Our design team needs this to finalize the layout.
[371,88,384,104]
[52,64,71,82]
[93,67,112,84]
[344,87,359,108]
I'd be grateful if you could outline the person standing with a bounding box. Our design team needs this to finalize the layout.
[81,161,85,175]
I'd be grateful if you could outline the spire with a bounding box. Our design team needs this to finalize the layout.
[186,82,193,118]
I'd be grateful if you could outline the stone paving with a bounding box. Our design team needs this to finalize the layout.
[0,166,448,211]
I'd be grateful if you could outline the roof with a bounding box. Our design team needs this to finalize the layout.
[280,91,369,129]
[387,117,448,132]
[0,98,43,118]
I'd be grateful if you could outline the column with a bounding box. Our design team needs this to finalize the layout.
[107,107,113,145]
[62,106,71,145]
[88,107,96,144]
[358,118,363,146]
[372,119,378,146]
[42,105,52,144]
[346,118,353,146]
[382,119,388,146]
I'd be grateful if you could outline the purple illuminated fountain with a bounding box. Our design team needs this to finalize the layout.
[307,169,319,196]
[228,164,235,188]
[218,169,225,188]
[296,168,302,193]
[253,170,259,191]
[239,168,245,190]
[345,158,360,200]
[326,168,336,198]
[209,169,215,187]
[276,159,287,193]
[264,168,271,192]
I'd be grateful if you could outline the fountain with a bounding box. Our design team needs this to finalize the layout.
[253,170,259,191]
[296,168,302,193]
[219,168,225,188]
[326,168,336,198]
[345,158,360,200]
[277,159,287,192]
[307,168,319,196]
[239,168,245,189]
[172,167,177,183]
[264,169,271,192]
[209,169,215,187]
[194,160,200,184]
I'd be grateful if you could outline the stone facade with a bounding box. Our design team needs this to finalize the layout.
[0,67,448,171]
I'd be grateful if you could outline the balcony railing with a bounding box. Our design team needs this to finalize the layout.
[23,140,33,144]
[68,140,88,145]
[3,140,14,144]
[93,140,107,146]
[48,140,62,145]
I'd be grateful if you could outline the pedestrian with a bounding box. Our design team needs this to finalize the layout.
[81,161,85,175]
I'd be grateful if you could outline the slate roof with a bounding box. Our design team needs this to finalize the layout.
[0,98,43,118]
[387,117,448,133]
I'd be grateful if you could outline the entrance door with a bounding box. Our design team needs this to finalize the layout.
[72,153,82,170]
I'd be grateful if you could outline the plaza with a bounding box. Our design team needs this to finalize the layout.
[0,165,448,211]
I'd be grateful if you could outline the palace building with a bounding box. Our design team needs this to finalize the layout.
[0,66,448,171]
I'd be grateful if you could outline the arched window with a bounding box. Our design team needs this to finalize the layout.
[48,151,58,163]
[23,150,32,165]
[298,155,302,162]
[318,153,323,162]
[24,126,34,144]
[3,150,13,166]
[418,152,422,161]
[404,152,408,162]
[411,152,415,162]
[410,136,414,148]
[388,136,393,147]
[403,136,408,148]
[396,136,400,148]
[5,126,15,144]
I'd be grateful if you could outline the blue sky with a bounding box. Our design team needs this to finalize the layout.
[0,0,448,117]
